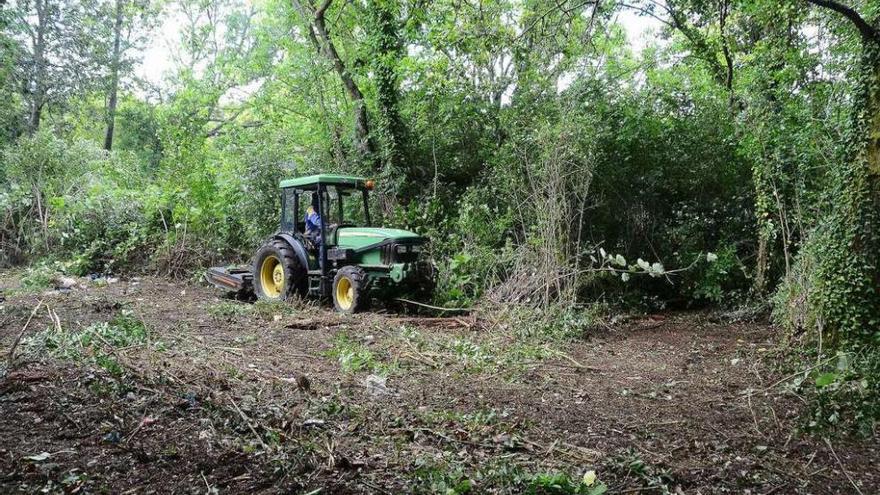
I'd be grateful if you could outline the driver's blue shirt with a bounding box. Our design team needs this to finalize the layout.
[305,210,322,242]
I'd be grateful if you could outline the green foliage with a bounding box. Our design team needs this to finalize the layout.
[610,450,674,494]
[207,300,255,318]
[363,0,408,192]
[410,460,475,494]
[1,121,287,274]
[25,309,147,375]
[435,251,489,306]
[1,132,154,270]
[19,261,64,290]
[499,304,607,341]
[326,332,396,375]
[448,338,493,370]
[251,297,311,319]
[689,246,747,305]
[410,455,607,495]
[770,40,880,430]
[527,472,607,495]
[774,351,880,435]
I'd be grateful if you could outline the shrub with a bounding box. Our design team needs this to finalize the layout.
[24,310,147,374]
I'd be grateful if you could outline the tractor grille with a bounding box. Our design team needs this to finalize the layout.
[396,250,420,263]
[380,244,395,264]
[381,242,423,264]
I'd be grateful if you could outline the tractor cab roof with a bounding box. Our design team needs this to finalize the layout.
[280,174,369,190]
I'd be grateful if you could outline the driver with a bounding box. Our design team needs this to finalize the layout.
[304,194,322,248]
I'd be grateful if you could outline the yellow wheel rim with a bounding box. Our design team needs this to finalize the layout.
[260,255,284,298]
[336,276,354,310]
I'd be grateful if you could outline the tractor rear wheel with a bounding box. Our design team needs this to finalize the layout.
[333,266,369,314]
[253,239,306,301]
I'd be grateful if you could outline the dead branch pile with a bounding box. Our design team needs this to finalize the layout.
[484,117,595,309]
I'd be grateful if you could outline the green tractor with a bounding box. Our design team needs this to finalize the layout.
[206,174,433,313]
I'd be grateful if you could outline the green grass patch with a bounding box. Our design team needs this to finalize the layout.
[432,336,557,376]
[14,259,88,293]
[18,261,66,292]
[207,300,255,318]
[252,298,309,319]
[25,309,148,375]
[207,298,314,321]
[609,449,673,493]
[325,332,397,375]
[449,338,494,371]
[410,455,607,494]
[502,304,608,341]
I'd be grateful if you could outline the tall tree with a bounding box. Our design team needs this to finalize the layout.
[291,0,375,164]
[8,0,106,133]
[103,0,124,150]
[797,0,880,343]
[365,0,408,203]
[24,0,50,133]
[87,0,156,150]
[0,4,24,141]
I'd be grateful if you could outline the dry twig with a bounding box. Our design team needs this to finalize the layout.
[6,299,43,369]
[824,437,863,495]
[228,394,269,450]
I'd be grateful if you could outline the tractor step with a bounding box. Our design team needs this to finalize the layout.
[205,266,253,293]
[307,275,322,296]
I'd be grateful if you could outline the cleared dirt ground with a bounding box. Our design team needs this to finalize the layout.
[0,272,877,494]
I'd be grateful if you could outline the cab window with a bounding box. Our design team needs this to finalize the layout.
[296,190,318,231]
[281,188,296,231]
[325,185,368,226]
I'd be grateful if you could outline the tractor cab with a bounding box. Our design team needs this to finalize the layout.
[279,174,374,263]
[205,174,434,313]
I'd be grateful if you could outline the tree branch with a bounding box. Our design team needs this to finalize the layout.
[516,0,597,42]
[618,3,674,29]
[804,0,880,43]
[663,0,730,89]
[291,0,374,159]
[314,0,333,19]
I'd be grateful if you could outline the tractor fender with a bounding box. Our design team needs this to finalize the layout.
[273,233,311,271]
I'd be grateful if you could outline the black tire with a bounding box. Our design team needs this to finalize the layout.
[252,239,307,301]
[412,262,436,301]
[332,266,369,314]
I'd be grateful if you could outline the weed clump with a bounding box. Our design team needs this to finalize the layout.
[207,300,254,318]
[410,455,608,494]
[326,332,397,375]
[252,298,311,319]
[487,303,608,341]
[25,310,147,375]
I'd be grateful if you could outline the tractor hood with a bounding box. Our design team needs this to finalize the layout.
[335,227,424,249]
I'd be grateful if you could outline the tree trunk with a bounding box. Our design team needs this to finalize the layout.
[803,23,880,341]
[104,0,124,151]
[295,0,375,163]
[753,233,769,295]
[27,0,48,134]
[27,102,43,134]
[856,42,880,290]
[365,0,408,208]
[818,39,880,339]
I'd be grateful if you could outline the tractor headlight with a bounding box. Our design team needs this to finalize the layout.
[396,245,409,253]
[410,245,422,254]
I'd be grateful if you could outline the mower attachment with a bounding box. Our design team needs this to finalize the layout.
[205,266,253,293]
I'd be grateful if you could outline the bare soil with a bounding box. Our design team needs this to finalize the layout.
[0,273,877,494]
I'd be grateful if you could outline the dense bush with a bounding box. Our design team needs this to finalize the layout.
[0,130,287,275]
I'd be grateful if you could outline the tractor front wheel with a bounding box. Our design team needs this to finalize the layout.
[253,240,306,301]
[333,266,369,314]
